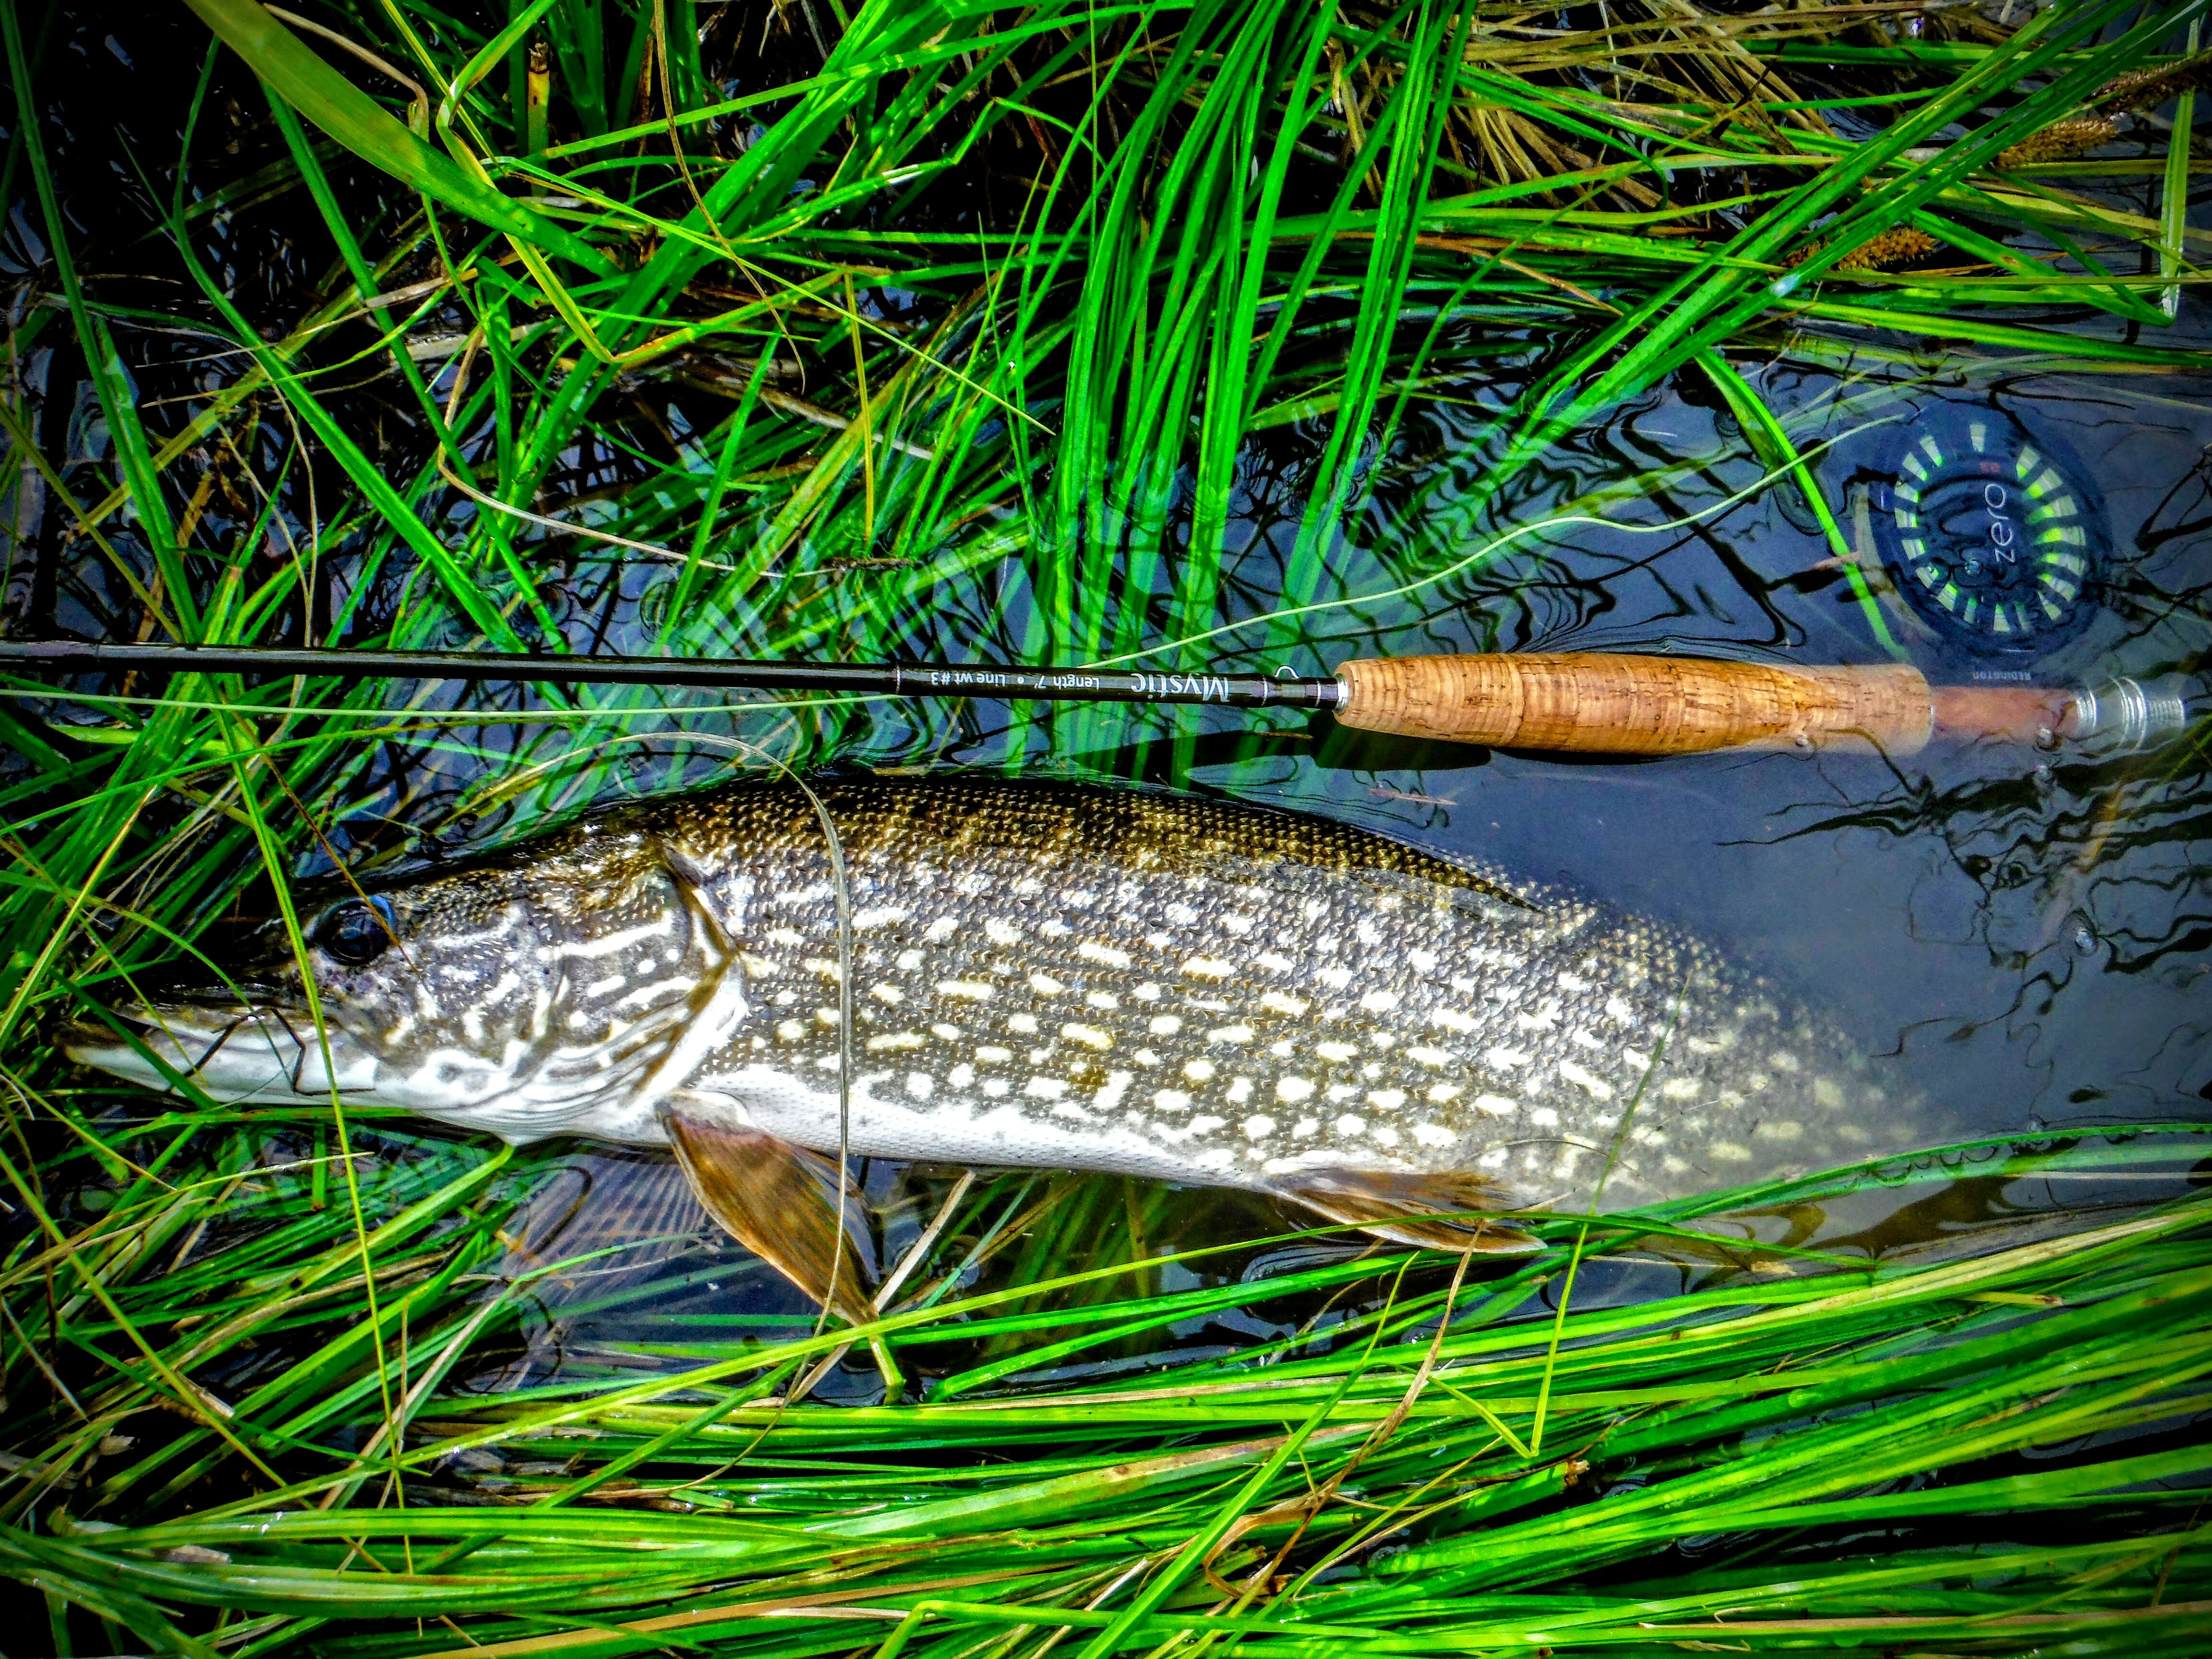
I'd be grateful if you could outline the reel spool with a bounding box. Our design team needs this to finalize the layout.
[1868,408,2107,660]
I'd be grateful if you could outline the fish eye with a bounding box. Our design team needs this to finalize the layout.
[318,898,396,968]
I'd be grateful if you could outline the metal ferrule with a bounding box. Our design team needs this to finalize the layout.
[2068,676,2194,755]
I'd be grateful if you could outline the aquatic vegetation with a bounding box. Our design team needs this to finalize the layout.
[3,0,2210,1653]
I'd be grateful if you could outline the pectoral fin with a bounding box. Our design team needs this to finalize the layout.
[1269,1168,1539,1254]
[659,1101,878,1326]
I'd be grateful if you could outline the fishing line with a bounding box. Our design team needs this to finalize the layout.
[1083,421,1892,672]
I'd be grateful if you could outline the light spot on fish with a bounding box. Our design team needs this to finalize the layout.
[1029,973,1066,996]
[804,958,842,982]
[1292,1117,1319,1138]
[924,915,958,943]
[1134,983,1163,1002]
[983,1079,1010,1097]
[1662,1078,1699,1100]
[1427,1083,1463,1104]
[1061,1022,1112,1050]
[986,918,1021,946]
[766,926,805,947]
[1317,1041,1358,1063]
[1026,1077,1069,1100]
[1431,1009,1479,1034]
[1260,991,1309,1017]
[1189,1115,1226,1134]
[1317,966,1352,989]
[872,984,905,1005]
[1558,972,1590,993]
[1096,1071,1132,1110]
[1155,1089,1191,1111]
[931,1022,961,1041]
[1256,951,1293,972]
[1366,1088,1405,1111]
[976,1045,1012,1063]
[949,1062,974,1087]
[777,1019,804,1040]
[1145,930,1172,949]
[1274,1076,1315,1104]
[1150,1015,1183,1036]
[1209,1024,1255,1045]
[897,949,924,971]
[939,980,994,1000]
[582,973,625,998]
[1008,1013,1039,1035]
[907,1072,932,1099]
[1085,991,1120,1011]
[1755,1119,1803,1142]
[1360,989,1401,1013]
[1605,996,1636,1024]
[1407,1046,1451,1067]
[1710,1140,1753,1162]
[1355,921,1381,946]
[853,906,908,929]
[1184,1058,1217,1082]
[1474,1094,1516,1116]
[1039,918,1073,939]
[1335,1114,1366,1136]
[1571,1029,1603,1051]
[1558,1061,1614,1100]
[1184,955,1233,980]
[867,1032,925,1052]
[1529,1107,1560,1128]
[1412,1122,1453,1148]
[1226,1077,1253,1105]
[1769,1051,1801,1072]
[1372,1126,1400,1147]
[1133,1048,1160,1066]
[1079,940,1131,970]
[1243,1114,1276,1139]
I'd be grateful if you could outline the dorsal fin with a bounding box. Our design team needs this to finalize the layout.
[1268,1168,1540,1253]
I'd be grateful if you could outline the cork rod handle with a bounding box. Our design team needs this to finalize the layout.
[1333,653,1936,756]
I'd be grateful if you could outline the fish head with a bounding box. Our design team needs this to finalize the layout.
[65,823,741,1144]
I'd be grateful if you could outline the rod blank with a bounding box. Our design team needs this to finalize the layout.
[0,639,1342,713]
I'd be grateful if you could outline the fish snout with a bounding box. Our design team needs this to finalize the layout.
[62,999,378,1103]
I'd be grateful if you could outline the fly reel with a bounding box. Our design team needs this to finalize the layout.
[1869,409,2107,659]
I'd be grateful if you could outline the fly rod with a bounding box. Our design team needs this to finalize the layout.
[0,639,2190,758]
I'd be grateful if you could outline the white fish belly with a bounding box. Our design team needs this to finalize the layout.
[693,1061,1263,1187]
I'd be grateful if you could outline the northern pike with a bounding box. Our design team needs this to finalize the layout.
[66,776,1896,1315]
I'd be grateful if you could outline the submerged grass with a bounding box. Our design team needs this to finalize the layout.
[3,0,2212,1652]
